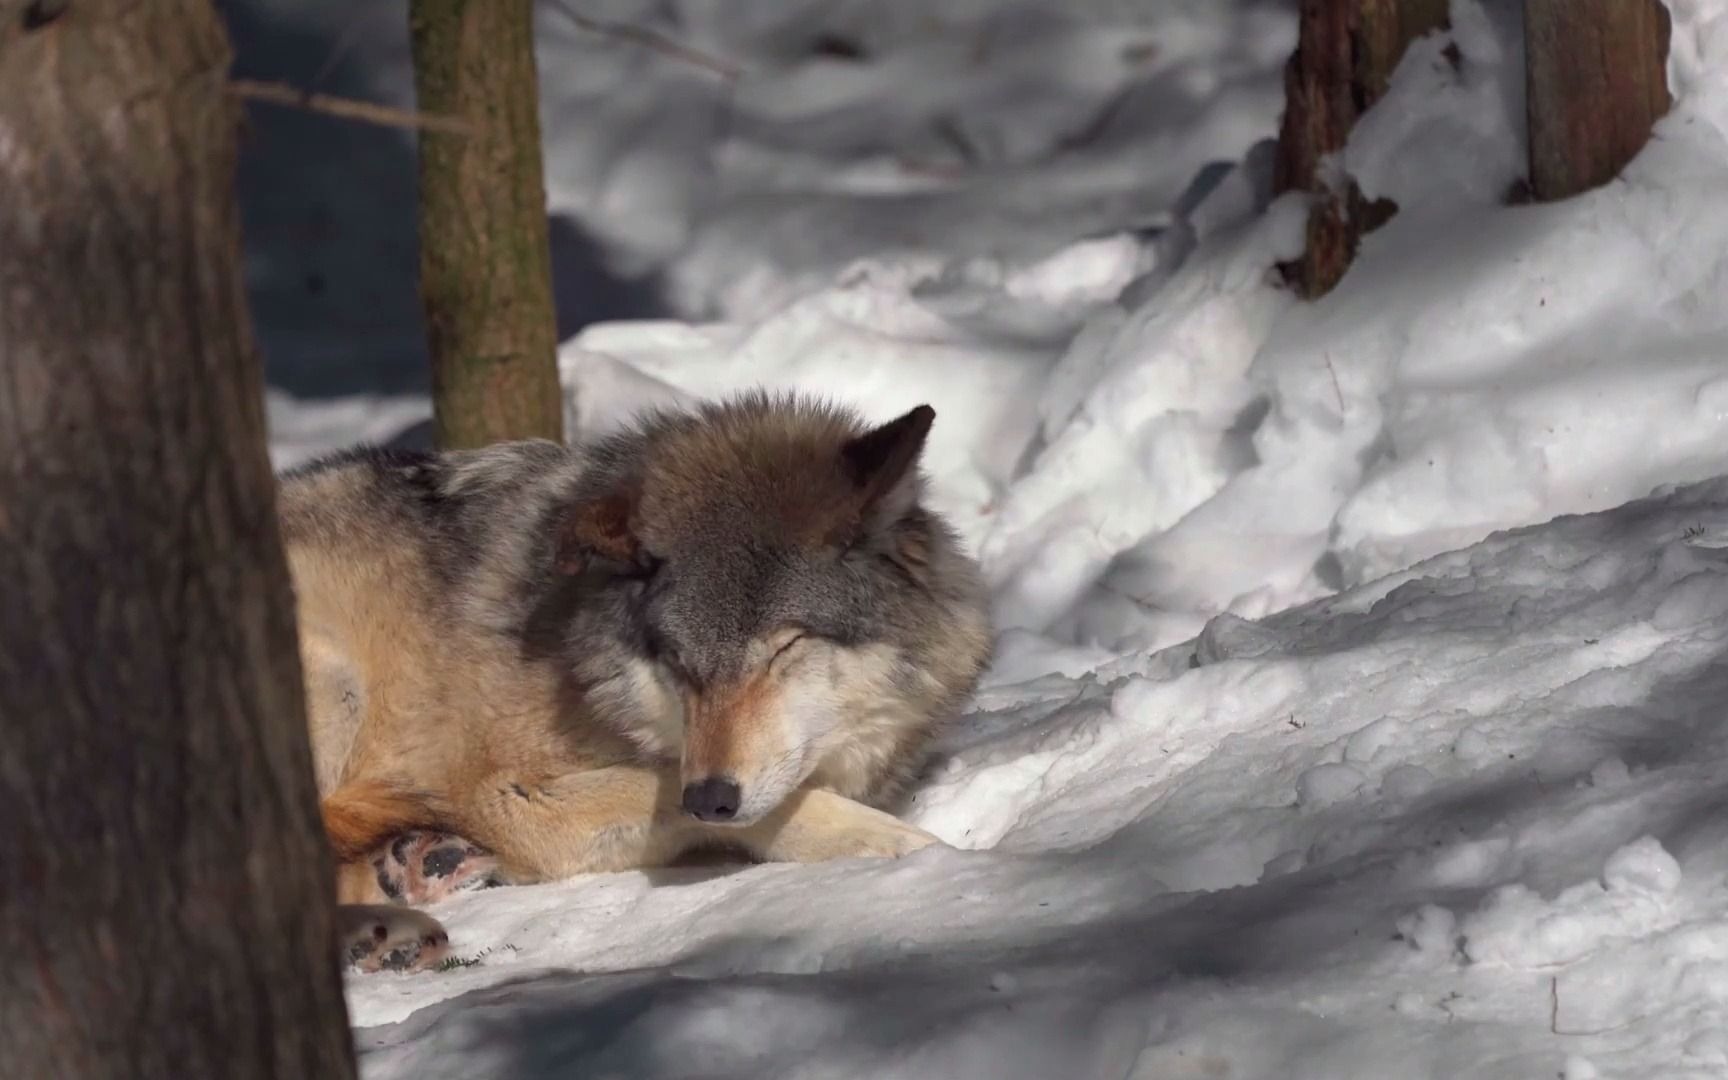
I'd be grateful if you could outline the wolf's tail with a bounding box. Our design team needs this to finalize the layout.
[321,779,451,862]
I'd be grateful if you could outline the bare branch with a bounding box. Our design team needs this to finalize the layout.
[542,0,743,81]
[229,79,473,136]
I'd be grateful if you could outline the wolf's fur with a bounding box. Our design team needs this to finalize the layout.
[280,394,992,967]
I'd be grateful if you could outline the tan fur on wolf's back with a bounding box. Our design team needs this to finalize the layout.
[277,394,993,970]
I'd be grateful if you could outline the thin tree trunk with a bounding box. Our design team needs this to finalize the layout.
[1273,0,1450,298]
[0,2,357,1076]
[411,0,563,449]
[1525,0,1671,202]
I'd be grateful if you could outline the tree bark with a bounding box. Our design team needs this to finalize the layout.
[411,0,564,449]
[0,2,358,1076]
[1273,0,1450,298]
[1526,0,1671,202]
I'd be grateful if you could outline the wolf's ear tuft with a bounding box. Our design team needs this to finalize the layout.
[554,491,639,575]
[839,405,934,524]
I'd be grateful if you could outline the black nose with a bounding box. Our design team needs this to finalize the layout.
[682,778,741,822]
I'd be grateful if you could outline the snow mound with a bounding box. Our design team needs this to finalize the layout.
[352,477,1728,1079]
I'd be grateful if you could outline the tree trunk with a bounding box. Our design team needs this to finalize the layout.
[0,2,358,1076]
[1525,0,1671,202]
[411,0,564,449]
[1273,0,1450,298]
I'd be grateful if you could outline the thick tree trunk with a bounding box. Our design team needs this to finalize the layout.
[1525,0,1671,202]
[411,0,563,449]
[1273,0,1450,298]
[0,2,357,1076]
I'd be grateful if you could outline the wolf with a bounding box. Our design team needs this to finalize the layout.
[279,393,993,971]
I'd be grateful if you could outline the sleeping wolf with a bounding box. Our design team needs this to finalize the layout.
[279,393,992,971]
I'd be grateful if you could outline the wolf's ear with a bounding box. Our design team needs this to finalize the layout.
[839,404,934,528]
[553,490,639,575]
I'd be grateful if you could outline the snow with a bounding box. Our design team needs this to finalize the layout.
[266,389,431,471]
[227,0,1728,1075]
[351,477,1728,1078]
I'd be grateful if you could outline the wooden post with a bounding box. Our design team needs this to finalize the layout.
[0,1,358,1075]
[1525,0,1671,201]
[411,0,564,449]
[1273,0,1450,298]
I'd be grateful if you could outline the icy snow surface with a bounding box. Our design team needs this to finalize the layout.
[248,0,1728,1075]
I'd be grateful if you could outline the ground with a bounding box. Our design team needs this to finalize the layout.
[227,0,1728,1075]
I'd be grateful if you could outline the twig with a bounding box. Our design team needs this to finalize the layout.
[1322,351,1346,416]
[542,0,743,81]
[1550,975,1559,1035]
[229,79,472,136]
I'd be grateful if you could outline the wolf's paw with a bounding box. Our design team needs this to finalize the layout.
[748,790,951,864]
[372,830,500,905]
[848,817,945,859]
[339,904,451,974]
[801,811,945,861]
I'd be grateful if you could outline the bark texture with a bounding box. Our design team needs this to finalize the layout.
[1273,0,1450,298]
[411,0,563,449]
[1526,0,1671,201]
[0,2,357,1076]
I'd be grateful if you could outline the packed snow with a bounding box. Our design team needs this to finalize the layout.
[355,477,1728,1079]
[236,0,1728,1075]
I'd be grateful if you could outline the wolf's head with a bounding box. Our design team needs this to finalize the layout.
[549,393,990,825]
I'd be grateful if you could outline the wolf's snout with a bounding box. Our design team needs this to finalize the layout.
[682,777,741,822]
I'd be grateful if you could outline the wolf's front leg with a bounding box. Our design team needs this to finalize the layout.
[459,764,693,883]
[728,787,945,863]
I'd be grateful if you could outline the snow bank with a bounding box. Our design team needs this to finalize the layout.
[559,240,1141,549]
[548,0,1728,661]
[989,0,1728,652]
[354,472,1728,1080]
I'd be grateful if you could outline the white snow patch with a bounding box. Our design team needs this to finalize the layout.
[266,389,430,470]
